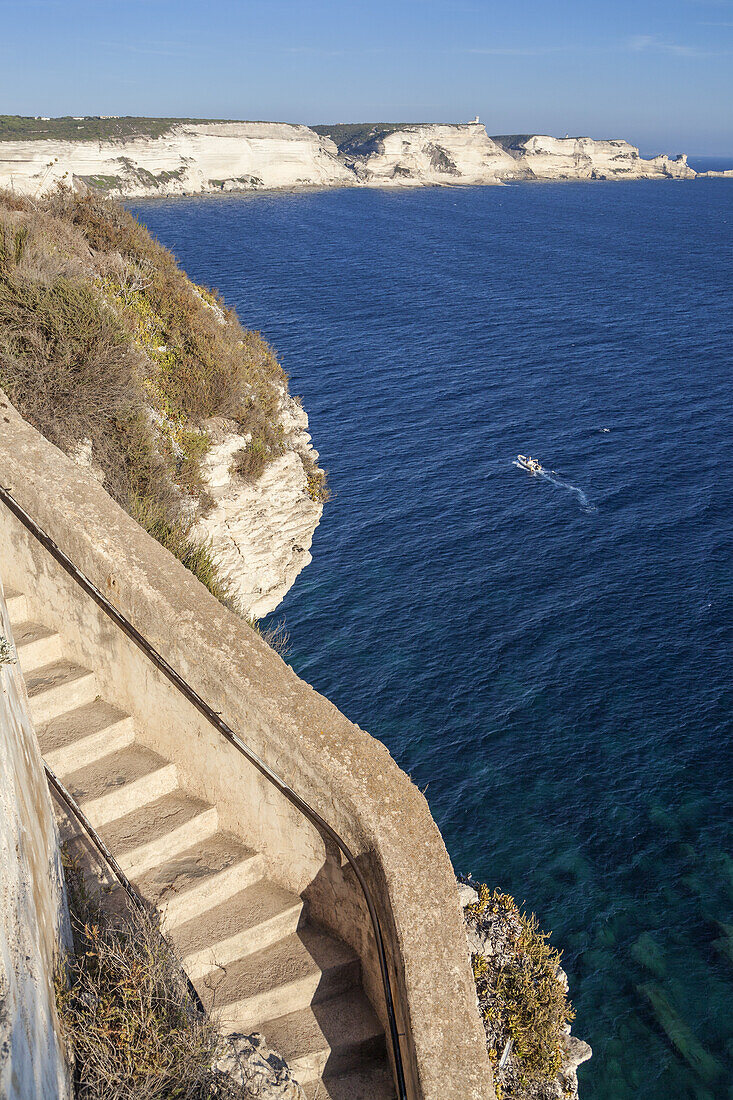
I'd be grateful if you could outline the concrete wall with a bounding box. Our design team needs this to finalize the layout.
[0,577,71,1100]
[0,393,495,1100]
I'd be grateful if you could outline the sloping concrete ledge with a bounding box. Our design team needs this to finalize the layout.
[0,393,494,1100]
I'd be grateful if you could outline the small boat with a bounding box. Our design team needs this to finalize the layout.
[517,454,543,474]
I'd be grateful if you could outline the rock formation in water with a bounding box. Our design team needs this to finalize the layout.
[329,121,521,185]
[0,117,698,197]
[490,134,695,180]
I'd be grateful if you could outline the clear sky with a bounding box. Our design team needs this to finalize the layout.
[1,0,732,155]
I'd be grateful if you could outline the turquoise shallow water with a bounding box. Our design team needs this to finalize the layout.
[131,180,733,1100]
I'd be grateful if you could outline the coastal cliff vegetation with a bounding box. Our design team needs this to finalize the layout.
[0,187,325,608]
[0,115,210,142]
[465,883,581,1100]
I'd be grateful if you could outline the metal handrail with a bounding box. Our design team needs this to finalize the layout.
[0,484,409,1100]
[45,762,206,1014]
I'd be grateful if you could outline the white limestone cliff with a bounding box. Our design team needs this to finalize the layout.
[0,120,698,198]
[193,392,323,620]
[69,389,323,620]
[695,168,733,178]
[0,121,352,198]
[341,122,520,186]
[491,134,695,180]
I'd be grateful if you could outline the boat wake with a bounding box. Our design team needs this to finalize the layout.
[513,460,597,513]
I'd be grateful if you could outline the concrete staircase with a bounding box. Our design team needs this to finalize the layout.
[7,588,396,1100]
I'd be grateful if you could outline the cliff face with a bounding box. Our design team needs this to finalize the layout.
[340,122,520,186]
[193,391,323,619]
[0,119,697,198]
[492,134,695,180]
[0,121,352,198]
[0,581,71,1100]
[0,190,326,622]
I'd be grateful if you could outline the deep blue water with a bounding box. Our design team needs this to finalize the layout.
[131,180,733,1100]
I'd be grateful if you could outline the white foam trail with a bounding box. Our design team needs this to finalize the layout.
[513,461,597,513]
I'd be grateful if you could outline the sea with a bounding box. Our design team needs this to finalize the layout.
[130,166,733,1100]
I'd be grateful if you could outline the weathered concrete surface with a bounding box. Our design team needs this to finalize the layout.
[0,391,495,1100]
[0,580,71,1100]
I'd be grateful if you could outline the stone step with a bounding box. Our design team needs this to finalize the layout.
[13,619,62,674]
[99,791,219,878]
[4,588,27,622]
[136,834,265,931]
[39,699,136,776]
[25,659,98,726]
[63,744,179,828]
[204,927,360,1034]
[303,1064,396,1100]
[262,990,386,1085]
[175,878,304,981]
[4,586,394,1099]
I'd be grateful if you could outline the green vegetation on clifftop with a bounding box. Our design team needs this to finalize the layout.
[312,122,414,154]
[0,187,318,605]
[0,116,223,142]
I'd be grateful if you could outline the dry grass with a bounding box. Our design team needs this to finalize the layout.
[45,189,285,426]
[0,186,318,612]
[55,852,244,1100]
[246,616,292,658]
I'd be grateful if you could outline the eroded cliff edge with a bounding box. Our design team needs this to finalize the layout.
[0,188,325,620]
[0,117,696,197]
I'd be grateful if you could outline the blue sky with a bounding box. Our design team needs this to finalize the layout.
[1,0,731,154]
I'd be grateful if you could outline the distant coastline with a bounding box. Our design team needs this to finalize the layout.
[0,116,716,200]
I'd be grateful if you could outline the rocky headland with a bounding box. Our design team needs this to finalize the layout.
[0,116,701,198]
[489,133,694,181]
[0,188,326,621]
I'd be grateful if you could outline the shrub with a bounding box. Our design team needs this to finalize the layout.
[0,271,142,456]
[234,437,269,483]
[0,634,15,665]
[301,450,331,503]
[0,187,326,618]
[465,884,574,1097]
[55,852,242,1100]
